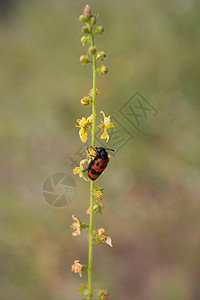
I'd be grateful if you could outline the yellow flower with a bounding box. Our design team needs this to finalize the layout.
[76,114,93,143]
[100,111,114,142]
[70,215,81,236]
[73,159,89,181]
[87,147,97,161]
[71,260,83,277]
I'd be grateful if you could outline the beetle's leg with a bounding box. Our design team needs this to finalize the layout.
[87,159,94,171]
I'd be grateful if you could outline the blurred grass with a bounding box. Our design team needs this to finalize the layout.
[0,0,200,299]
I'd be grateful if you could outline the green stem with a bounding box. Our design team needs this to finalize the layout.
[88,181,94,299]
[88,28,97,299]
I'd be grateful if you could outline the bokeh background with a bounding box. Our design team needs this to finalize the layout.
[1,0,200,299]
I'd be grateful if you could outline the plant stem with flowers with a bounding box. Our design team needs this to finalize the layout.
[71,5,114,300]
[88,18,97,299]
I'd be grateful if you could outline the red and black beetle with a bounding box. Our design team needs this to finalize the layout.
[88,147,114,181]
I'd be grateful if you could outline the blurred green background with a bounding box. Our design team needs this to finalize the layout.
[1,0,200,299]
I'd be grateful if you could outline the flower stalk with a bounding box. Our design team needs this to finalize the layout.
[88,21,97,299]
[71,5,113,299]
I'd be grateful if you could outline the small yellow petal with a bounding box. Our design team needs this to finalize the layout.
[87,114,93,123]
[100,129,109,142]
[104,116,111,126]
[80,119,87,127]
[100,131,108,140]
[79,127,85,135]
[100,111,106,120]
[81,131,88,143]
[77,117,87,127]
[73,167,81,175]
[106,122,114,130]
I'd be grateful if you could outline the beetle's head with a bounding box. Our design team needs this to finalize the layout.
[96,147,114,159]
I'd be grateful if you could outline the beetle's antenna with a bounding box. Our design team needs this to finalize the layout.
[105,148,114,152]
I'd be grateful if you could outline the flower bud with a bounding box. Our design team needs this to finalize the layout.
[80,96,91,106]
[88,46,97,55]
[89,88,99,97]
[79,14,87,22]
[96,26,104,34]
[96,51,106,60]
[79,55,89,64]
[98,65,108,75]
[80,36,89,46]
[90,16,96,26]
[81,25,90,34]
[83,5,92,18]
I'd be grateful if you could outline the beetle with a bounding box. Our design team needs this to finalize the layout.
[88,147,114,181]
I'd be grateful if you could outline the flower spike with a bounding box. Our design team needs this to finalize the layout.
[71,5,114,298]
